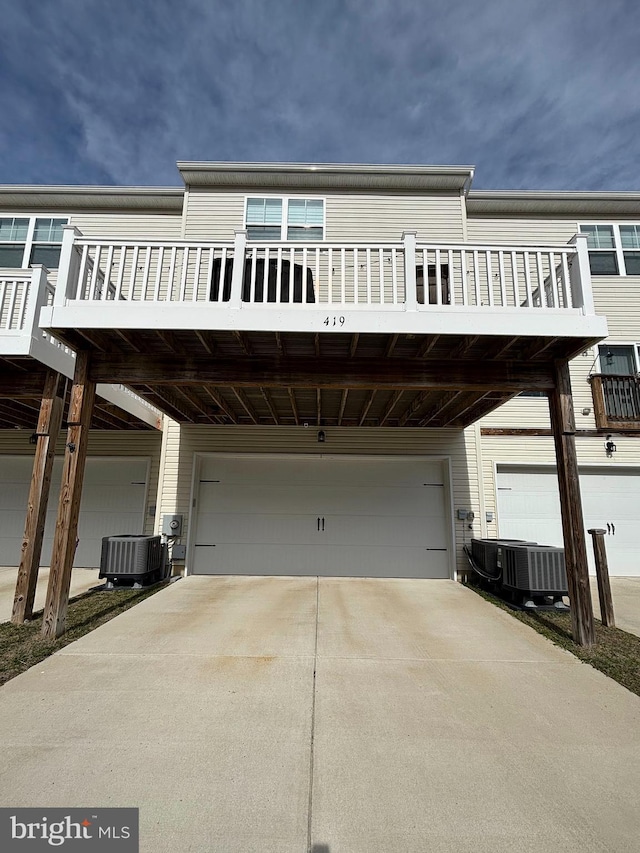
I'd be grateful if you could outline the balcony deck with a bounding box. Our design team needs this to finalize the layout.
[36,229,608,428]
[0,266,161,429]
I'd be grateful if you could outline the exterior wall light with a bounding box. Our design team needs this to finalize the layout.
[604,435,617,457]
[317,430,326,443]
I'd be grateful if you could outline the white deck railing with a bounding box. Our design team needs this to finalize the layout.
[52,227,595,315]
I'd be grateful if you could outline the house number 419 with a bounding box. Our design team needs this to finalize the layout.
[323,316,345,326]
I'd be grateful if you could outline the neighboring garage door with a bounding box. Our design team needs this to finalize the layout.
[191,456,451,578]
[497,466,640,577]
[0,457,149,567]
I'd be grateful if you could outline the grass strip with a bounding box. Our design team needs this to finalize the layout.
[0,583,168,687]
[466,579,640,698]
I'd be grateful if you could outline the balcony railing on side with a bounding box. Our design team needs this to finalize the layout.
[589,373,640,429]
[53,227,594,315]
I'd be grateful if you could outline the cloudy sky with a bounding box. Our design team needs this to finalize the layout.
[1,0,638,190]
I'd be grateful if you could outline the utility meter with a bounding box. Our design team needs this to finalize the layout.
[162,514,183,537]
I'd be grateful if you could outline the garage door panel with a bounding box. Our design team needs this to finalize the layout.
[192,543,326,575]
[0,457,148,567]
[323,514,447,548]
[322,546,449,578]
[497,466,640,577]
[192,457,451,578]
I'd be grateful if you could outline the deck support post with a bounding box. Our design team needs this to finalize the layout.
[548,359,595,647]
[11,371,65,624]
[41,353,95,640]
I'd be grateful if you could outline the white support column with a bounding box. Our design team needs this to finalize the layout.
[23,265,49,339]
[569,233,594,315]
[402,230,418,311]
[53,225,82,307]
[229,230,247,309]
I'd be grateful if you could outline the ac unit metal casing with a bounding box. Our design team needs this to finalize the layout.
[100,534,165,582]
[501,544,567,594]
[470,538,535,576]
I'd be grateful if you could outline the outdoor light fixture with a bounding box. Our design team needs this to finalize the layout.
[29,433,38,445]
[317,430,326,443]
[604,434,617,457]
[605,349,614,366]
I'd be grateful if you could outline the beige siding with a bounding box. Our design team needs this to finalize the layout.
[183,189,465,242]
[466,216,579,244]
[480,349,599,429]
[0,430,162,536]
[68,213,182,238]
[593,275,640,340]
[157,421,481,573]
[479,433,640,540]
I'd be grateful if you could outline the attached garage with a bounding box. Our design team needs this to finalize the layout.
[190,455,453,578]
[497,465,640,577]
[0,457,150,567]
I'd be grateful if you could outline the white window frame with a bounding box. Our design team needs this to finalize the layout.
[578,222,640,276]
[0,213,68,268]
[244,195,326,241]
[596,341,640,374]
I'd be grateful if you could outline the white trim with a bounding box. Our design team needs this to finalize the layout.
[243,194,326,241]
[185,452,455,579]
[578,221,640,276]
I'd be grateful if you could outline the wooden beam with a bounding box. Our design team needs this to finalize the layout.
[416,335,439,358]
[147,386,196,422]
[384,334,399,357]
[12,372,66,624]
[349,334,359,357]
[315,334,321,357]
[317,388,321,425]
[287,388,299,425]
[438,392,493,427]
[0,372,48,398]
[89,355,556,392]
[41,353,96,640]
[233,388,259,423]
[113,329,142,352]
[194,330,217,355]
[234,331,252,356]
[379,390,403,426]
[337,389,348,425]
[358,391,376,426]
[172,387,219,423]
[398,390,432,426]
[491,337,519,360]
[419,391,464,427]
[201,386,238,424]
[260,388,280,424]
[548,360,595,647]
[156,329,189,355]
[451,335,480,359]
[275,332,285,355]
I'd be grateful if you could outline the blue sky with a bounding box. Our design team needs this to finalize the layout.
[1,0,638,190]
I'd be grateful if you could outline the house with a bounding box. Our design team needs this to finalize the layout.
[4,161,640,645]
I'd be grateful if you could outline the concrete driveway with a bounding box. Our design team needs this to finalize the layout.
[0,565,101,623]
[0,576,638,853]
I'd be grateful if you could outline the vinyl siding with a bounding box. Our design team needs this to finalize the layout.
[466,217,579,244]
[69,213,182,238]
[479,350,599,429]
[157,420,481,574]
[0,430,162,537]
[183,189,465,242]
[479,433,640,541]
[592,275,640,340]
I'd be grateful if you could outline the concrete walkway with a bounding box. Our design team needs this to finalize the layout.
[591,576,640,637]
[0,576,638,853]
[0,565,101,623]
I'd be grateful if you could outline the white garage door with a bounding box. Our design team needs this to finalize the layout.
[497,466,640,577]
[191,456,451,578]
[0,457,149,567]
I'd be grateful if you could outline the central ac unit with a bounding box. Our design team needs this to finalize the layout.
[100,534,167,586]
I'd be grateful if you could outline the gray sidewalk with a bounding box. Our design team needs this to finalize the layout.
[0,576,638,852]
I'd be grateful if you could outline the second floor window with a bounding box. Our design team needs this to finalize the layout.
[0,216,67,269]
[580,222,640,276]
[245,197,324,241]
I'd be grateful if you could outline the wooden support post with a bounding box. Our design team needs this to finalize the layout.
[548,359,595,647]
[11,372,65,624]
[41,353,95,640]
[588,528,615,628]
